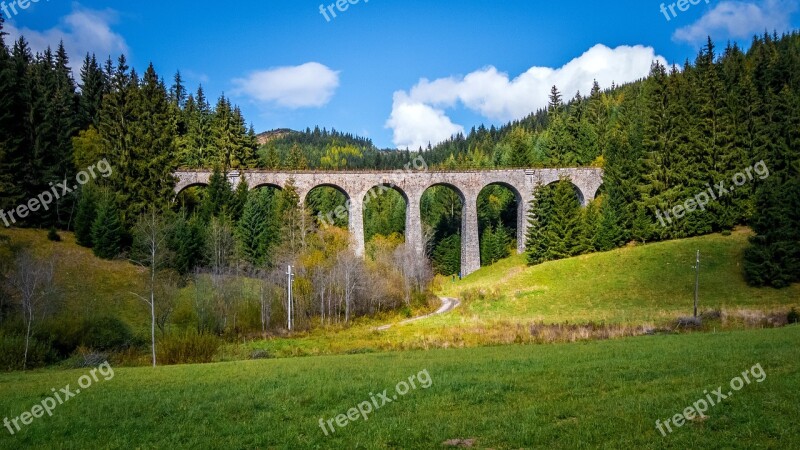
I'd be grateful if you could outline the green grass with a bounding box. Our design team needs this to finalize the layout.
[437,227,800,324]
[2,228,146,326]
[0,326,797,449]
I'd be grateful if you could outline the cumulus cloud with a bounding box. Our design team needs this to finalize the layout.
[673,0,798,44]
[386,94,465,150]
[232,62,340,109]
[4,5,128,64]
[386,44,666,149]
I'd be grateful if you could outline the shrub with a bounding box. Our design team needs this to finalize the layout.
[157,333,220,365]
[48,316,134,355]
[47,227,62,242]
[721,230,732,236]
[80,316,134,351]
[0,334,54,371]
[788,308,800,324]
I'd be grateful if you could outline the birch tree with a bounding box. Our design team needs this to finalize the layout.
[131,209,174,367]
[6,249,56,370]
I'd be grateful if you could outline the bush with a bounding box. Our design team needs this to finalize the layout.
[80,316,134,351]
[48,316,134,355]
[157,333,220,365]
[788,308,800,324]
[0,334,54,371]
[47,227,62,242]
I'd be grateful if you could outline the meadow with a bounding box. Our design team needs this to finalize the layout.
[0,326,797,449]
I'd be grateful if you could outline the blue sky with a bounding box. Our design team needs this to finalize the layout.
[3,0,799,148]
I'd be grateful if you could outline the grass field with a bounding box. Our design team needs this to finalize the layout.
[0,326,797,449]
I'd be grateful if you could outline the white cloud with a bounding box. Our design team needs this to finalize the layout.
[386,44,666,149]
[232,62,340,109]
[673,0,798,44]
[386,93,464,150]
[3,5,128,64]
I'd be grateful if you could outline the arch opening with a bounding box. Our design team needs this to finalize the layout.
[363,184,408,249]
[477,183,520,266]
[421,184,465,276]
[306,184,350,229]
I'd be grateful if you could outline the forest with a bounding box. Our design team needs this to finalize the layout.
[0,15,798,369]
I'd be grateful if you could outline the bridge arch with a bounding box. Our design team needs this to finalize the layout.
[250,182,284,192]
[477,182,523,263]
[546,179,586,206]
[306,183,352,228]
[361,184,409,247]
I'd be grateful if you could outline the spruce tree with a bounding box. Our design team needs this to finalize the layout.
[237,189,276,267]
[91,193,123,259]
[525,183,554,265]
[433,234,461,276]
[544,180,583,260]
[199,167,233,220]
[169,212,207,275]
[74,184,98,247]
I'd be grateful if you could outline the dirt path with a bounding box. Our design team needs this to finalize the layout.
[376,297,460,331]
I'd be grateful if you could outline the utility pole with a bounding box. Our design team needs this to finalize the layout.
[693,250,700,318]
[287,265,295,331]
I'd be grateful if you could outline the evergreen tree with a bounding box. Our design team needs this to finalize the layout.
[124,63,177,224]
[525,183,554,265]
[229,179,249,223]
[169,212,207,275]
[237,188,278,267]
[78,53,105,128]
[544,180,583,260]
[91,192,123,259]
[744,86,800,287]
[432,234,461,276]
[74,184,98,247]
[199,167,233,220]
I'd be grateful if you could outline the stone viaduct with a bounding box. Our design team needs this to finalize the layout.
[173,168,604,276]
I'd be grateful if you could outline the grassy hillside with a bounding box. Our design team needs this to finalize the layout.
[0,326,797,448]
[1,229,146,327]
[3,227,797,362]
[437,227,800,325]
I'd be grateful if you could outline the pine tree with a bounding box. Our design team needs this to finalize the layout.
[199,167,233,220]
[124,63,177,224]
[169,211,207,275]
[525,183,554,265]
[263,145,281,169]
[78,53,105,128]
[0,19,25,212]
[744,85,800,287]
[229,179,249,222]
[91,192,123,259]
[544,180,583,260]
[433,234,461,276]
[237,189,277,267]
[74,184,98,247]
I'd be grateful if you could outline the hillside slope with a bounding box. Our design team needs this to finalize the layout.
[435,228,800,325]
